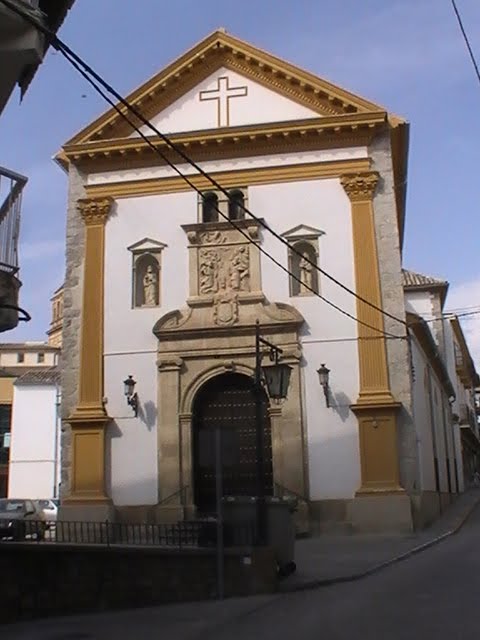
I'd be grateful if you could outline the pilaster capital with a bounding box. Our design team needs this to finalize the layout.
[157,356,183,372]
[77,197,113,226]
[340,171,379,202]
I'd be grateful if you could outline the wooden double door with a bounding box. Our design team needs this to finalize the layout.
[192,373,272,513]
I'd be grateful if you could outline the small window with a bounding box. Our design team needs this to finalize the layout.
[17,353,24,363]
[37,353,45,364]
[228,190,245,220]
[202,192,219,223]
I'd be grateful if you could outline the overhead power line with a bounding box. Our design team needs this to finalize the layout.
[451,0,480,87]
[1,0,407,340]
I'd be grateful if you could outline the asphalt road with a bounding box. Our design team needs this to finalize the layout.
[5,504,480,639]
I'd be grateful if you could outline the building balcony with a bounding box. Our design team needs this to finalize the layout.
[0,0,45,113]
[0,166,27,332]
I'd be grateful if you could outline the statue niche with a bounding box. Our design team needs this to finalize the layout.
[290,241,318,296]
[135,253,160,308]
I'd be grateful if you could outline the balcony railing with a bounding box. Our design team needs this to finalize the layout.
[0,166,26,273]
[0,166,29,331]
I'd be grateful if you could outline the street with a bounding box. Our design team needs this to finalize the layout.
[4,503,480,639]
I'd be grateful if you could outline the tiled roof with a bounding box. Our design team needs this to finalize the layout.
[402,269,448,288]
[0,342,59,351]
[14,367,60,386]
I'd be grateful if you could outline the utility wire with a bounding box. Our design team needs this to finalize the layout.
[59,46,403,340]
[410,309,480,325]
[451,0,480,86]
[0,0,409,333]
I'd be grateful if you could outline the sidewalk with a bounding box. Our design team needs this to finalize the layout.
[3,491,479,639]
[282,488,480,591]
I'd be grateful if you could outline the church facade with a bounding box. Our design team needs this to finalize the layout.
[58,30,424,532]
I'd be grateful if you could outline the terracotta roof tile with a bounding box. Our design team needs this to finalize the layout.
[14,367,60,386]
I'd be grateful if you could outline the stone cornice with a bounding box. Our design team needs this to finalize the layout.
[340,171,379,202]
[77,197,113,226]
[58,113,387,171]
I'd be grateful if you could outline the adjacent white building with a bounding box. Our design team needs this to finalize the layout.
[8,368,61,499]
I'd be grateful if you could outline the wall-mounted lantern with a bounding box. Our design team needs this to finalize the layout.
[123,375,139,417]
[317,364,330,408]
[262,362,292,401]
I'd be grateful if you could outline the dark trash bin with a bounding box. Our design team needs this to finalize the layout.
[221,495,297,575]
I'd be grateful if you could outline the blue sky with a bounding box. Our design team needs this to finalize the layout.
[1,0,479,361]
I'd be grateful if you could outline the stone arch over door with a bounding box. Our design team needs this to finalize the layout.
[192,372,272,513]
[153,253,306,523]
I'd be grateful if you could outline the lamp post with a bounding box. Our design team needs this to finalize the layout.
[254,321,292,545]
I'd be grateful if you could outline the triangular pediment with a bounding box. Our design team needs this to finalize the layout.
[127,237,167,253]
[282,224,325,240]
[65,29,389,146]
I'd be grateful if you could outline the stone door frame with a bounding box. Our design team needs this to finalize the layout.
[154,306,306,522]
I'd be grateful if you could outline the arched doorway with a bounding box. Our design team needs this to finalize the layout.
[192,372,273,513]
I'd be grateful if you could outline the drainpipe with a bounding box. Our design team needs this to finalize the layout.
[53,384,61,499]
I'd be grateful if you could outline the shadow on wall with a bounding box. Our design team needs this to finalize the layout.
[138,400,157,431]
[329,390,352,423]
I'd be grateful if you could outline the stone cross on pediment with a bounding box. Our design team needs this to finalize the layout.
[199,76,248,127]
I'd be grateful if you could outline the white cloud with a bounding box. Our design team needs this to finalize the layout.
[446,276,480,370]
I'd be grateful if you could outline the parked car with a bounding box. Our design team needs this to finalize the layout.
[34,499,59,527]
[0,499,46,541]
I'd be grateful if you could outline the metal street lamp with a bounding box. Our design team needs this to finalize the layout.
[123,375,139,417]
[317,364,330,408]
[254,321,292,545]
[262,362,292,401]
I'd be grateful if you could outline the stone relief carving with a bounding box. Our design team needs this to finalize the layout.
[213,291,239,326]
[199,246,250,296]
[199,230,227,245]
[198,245,251,326]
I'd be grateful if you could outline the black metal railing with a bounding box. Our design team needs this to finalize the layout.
[0,166,27,274]
[0,518,256,548]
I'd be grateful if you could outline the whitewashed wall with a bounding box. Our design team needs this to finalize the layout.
[101,149,364,505]
[410,336,436,491]
[8,385,59,499]
[404,291,434,319]
[251,178,360,499]
[410,334,460,494]
[0,348,57,368]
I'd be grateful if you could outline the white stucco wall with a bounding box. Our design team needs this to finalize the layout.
[8,385,59,499]
[410,334,461,494]
[251,178,360,499]
[134,67,319,137]
[410,336,435,491]
[0,348,57,368]
[404,291,434,319]
[102,157,361,504]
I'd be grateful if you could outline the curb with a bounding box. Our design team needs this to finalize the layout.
[280,494,480,593]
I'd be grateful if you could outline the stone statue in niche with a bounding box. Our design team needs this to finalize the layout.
[143,265,158,306]
[299,252,313,294]
[199,246,250,295]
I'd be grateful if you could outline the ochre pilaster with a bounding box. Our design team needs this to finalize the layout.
[66,197,112,504]
[341,172,402,493]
